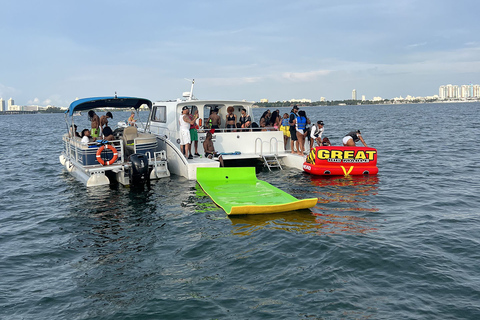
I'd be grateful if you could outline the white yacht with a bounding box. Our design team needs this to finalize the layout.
[60,96,170,187]
[144,83,305,180]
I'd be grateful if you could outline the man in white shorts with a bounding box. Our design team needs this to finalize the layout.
[179,106,195,159]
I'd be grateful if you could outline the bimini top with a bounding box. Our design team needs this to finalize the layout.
[66,96,152,116]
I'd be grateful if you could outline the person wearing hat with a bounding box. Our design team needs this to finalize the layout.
[343,130,368,147]
[310,120,325,148]
[288,105,299,153]
[179,106,197,159]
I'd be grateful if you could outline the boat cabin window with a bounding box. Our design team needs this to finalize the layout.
[152,106,167,123]
[204,104,225,125]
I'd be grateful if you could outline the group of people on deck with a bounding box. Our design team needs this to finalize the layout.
[179,106,224,165]
[284,105,368,155]
[70,111,115,145]
[178,104,369,161]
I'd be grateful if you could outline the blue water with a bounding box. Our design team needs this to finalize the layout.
[1,103,479,319]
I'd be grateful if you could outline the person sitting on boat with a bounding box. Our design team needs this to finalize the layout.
[203,131,224,167]
[225,106,237,132]
[128,111,137,126]
[269,110,281,130]
[295,110,307,155]
[343,130,368,147]
[280,113,290,149]
[310,120,325,147]
[88,110,101,141]
[102,125,114,141]
[70,124,81,138]
[80,129,92,145]
[208,107,221,131]
[289,105,299,154]
[239,108,251,130]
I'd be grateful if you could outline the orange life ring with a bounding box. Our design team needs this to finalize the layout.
[96,144,118,166]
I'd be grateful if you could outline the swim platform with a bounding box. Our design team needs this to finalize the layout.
[196,167,318,215]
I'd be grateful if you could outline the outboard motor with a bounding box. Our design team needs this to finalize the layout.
[129,153,149,185]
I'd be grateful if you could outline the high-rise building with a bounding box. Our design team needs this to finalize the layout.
[0,98,4,112]
[352,89,357,100]
[8,98,14,110]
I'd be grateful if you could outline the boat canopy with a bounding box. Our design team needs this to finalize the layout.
[66,96,152,116]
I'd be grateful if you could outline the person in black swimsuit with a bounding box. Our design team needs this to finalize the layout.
[225,106,237,132]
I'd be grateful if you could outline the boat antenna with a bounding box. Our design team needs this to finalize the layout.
[115,91,117,98]
[184,78,195,101]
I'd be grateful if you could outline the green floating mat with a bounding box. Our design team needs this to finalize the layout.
[196,167,318,215]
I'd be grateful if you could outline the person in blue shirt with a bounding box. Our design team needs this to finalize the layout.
[296,110,307,155]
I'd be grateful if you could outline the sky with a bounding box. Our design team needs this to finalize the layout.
[1,0,480,107]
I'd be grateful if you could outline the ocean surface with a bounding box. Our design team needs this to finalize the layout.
[1,102,479,319]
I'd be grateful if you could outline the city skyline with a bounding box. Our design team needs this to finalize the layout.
[1,1,480,107]
[3,81,479,111]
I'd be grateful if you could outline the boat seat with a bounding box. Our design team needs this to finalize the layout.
[123,126,138,145]
[123,126,138,155]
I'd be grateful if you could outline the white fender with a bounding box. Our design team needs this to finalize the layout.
[59,154,66,166]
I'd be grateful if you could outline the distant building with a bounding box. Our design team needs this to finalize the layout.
[372,96,383,102]
[289,98,312,103]
[260,99,268,103]
[0,98,4,111]
[8,98,14,110]
[352,89,357,100]
[362,95,366,101]
[320,97,326,102]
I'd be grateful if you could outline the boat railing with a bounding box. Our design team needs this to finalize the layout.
[147,126,171,140]
[255,137,281,156]
[255,138,263,155]
[269,137,279,155]
[63,135,126,166]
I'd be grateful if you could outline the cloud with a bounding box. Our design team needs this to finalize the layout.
[281,70,331,82]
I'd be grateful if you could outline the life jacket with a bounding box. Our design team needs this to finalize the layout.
[281,118,289,126]
[296,116,307,130]
[289,112,297,125]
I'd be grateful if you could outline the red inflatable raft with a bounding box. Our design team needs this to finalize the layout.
[303,146,378,176]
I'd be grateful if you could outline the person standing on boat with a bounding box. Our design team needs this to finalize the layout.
[208,108,221,131]
[188,108,200,156]
[310,120,325,148]
[100,112,113,135]
[239,108,251,130]
[296,110,307,155]
[289,105,299,154]
[343,130,368,147]
[179,106,195,159]
[225,106,237,132]
[88,111,101,141]
[280,113,290,149]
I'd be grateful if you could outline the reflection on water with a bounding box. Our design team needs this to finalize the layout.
[193,174,380,236]
[310,175,379,235]
[229,210,316,236]
[225,174,379,236]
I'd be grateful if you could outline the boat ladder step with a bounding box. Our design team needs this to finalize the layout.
[150,151,170,178]
[262,155,283,171]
